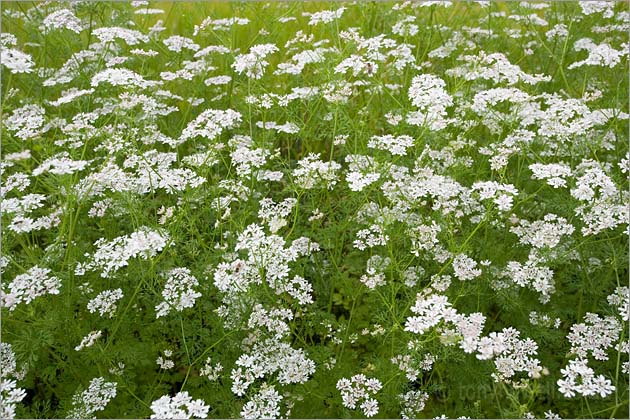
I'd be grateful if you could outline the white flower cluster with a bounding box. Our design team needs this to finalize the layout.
[408,221,442,256]
[570,160,628,235]
[204,75,231,86]
[392,15,419,37]
[334,54,379,77]
[41,8,84,34]
[529,311,561,329]
[193,17,249,35]
[529,162,572,188]
[1,173,30,196]
[150,391,209,419]
[200,357,223,381]
[405,292,543,382]
[87,288,123,318]
[391,353,435,381]
[33,152,90,176]
[92,26,149,45]
[1,194,43,216]
[240,383,283,419]
[471,181,518,212]
[579,1,615,17]
[568,38,625,69]
[214,224,318,307]
[76,155,204,197]
[91,68,159,89]
[77,227,170,278]
[4,209,63,235]
[470,87,533,133]
[75,330,103,351]
[256,120,300,134]
[557,310,622,398]
[275,47,331,75]
[475,327,543,382]
[304,7,346,25]
[567,313,620,361]
[407,74,453,130]
[399,390,429,419]
[336,374,382,417]
[180,109,242,142]
[156,349,174,370]
[0,45,35,74]
[230,339,316,396]
[232,43,279,79]
[360,255,390,289]
[345,154,381,192]
[503,254,555,303]
[452,254,482,281]
[247,304,293,339]
[292,153,342,190]
[258,197,297,233]
[557,358,615,398]
[607,287,630,321]
[48,87,95,106]
[0,344,27,420]
[163,35,199,52]
[405,292,457,334]
[4,104,47,140]
[368,134,414,156]
[66,377,117,419]
[354,224,389,250]
[510,214,574,249]
[155,268,201,318]
[447,52,551,85]
[1,266,61,311]
[228,135,271,176]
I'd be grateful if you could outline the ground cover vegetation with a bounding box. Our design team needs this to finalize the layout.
[1,1,629,418]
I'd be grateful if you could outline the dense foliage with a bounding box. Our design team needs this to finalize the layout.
[1,1,629,418]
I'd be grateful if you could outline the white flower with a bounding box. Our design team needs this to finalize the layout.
[607,287,630,321]
[232,43,278,79]
[92,26,148,45]
[91,68,159,89]
[79,227,170,278]
[239,383,282,419]
[368,134,414,156]
[446,51,551,85]
[163,35,199,52]
[304,7,345,25]
[0,47,34,74]
[150,392,209,419]
[337,374,381,416]
[407,74,453,131]
[293,153,341,190]
[32,152,90,176]
[1,266,61,311]
[510,214,574,249]
[360,398,379,417]
[180,109,242,142]
[66,377,116,419]
[567,313,620,361]
[529,163,572,188]
[87,289,123,318]
[4,104,46,140]
[75,330,102,351]
[400,390,429,419]
[557,359,615,398]
[0,344,27,419]
[452,254,482,281]
[568,38,625,69]
[41,9,84,33]
[155,268,201,318]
